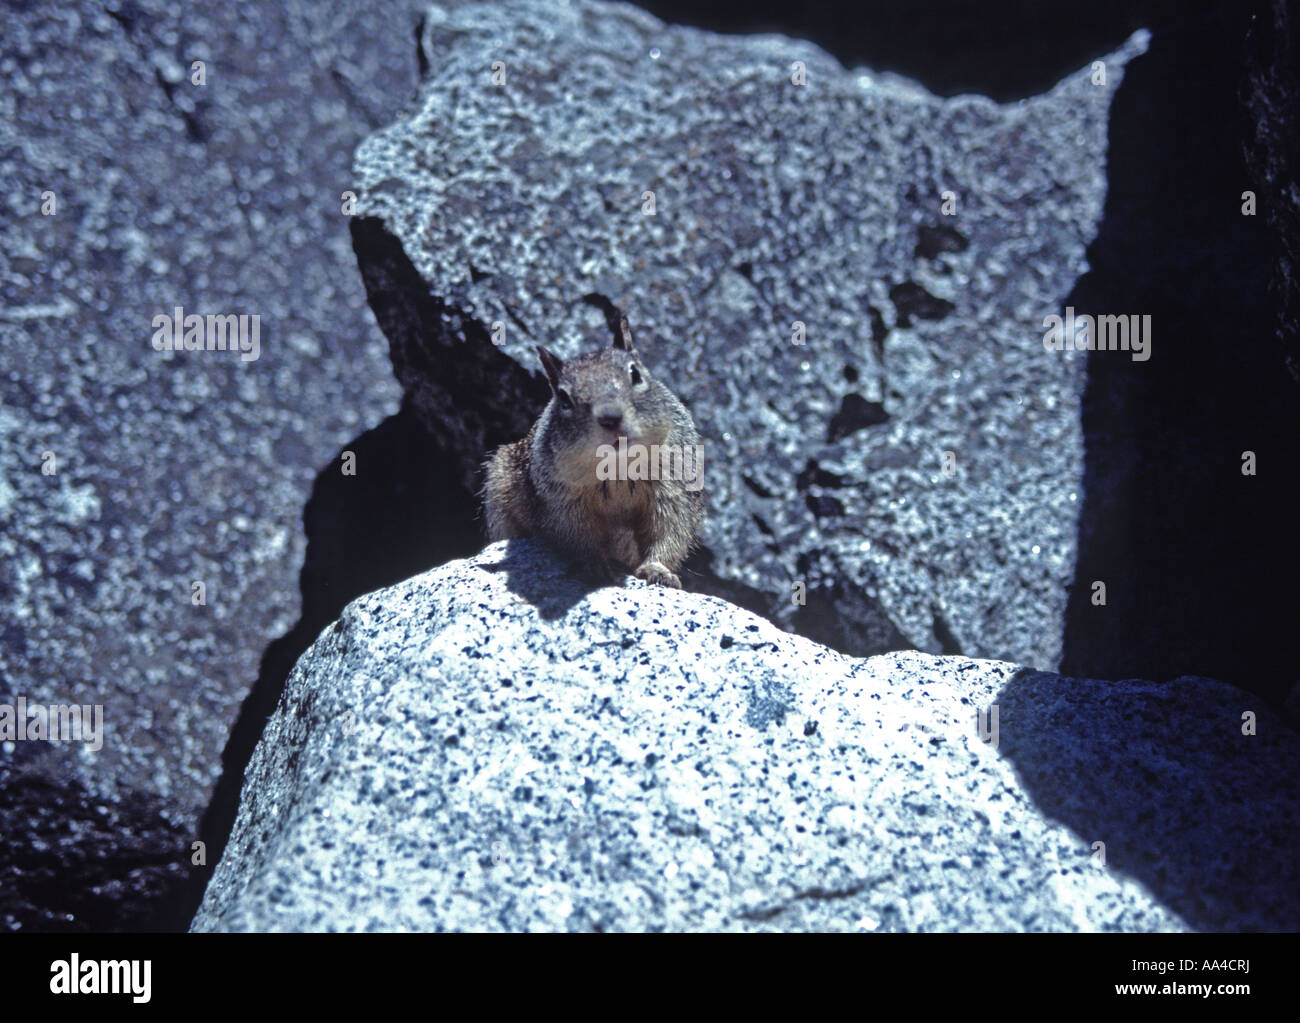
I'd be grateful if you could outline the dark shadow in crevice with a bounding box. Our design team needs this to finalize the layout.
[994,666,1300,931]
[627,0,1219,102]
[684,544,913,658]
[169,398,483,930]
[349,215,551,496]
[680,544,773,618]
[1058,6,1300,704]
[0,759,192,933]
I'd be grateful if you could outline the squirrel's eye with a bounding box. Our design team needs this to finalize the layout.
[629,362,643,386]
[556,388,574,410]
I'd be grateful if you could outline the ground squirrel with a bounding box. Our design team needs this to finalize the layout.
[483,316,704,587]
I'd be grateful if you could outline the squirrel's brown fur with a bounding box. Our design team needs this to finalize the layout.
[483,316,704,587]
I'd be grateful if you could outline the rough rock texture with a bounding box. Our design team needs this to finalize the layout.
[192,541,1300,932]
[351,0,1150,672]
[6,0,1294,936]
[0,0,430,930]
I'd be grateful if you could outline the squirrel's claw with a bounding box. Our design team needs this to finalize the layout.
[634,560,681,588]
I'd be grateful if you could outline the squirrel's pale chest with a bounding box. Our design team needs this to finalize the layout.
[581,475,653,523]
[582,478,653,566]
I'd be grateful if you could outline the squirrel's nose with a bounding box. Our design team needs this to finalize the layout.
[594,405,623,431]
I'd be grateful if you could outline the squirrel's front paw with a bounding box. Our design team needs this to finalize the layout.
[634,560,681,588]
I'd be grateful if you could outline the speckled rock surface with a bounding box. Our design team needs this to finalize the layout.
[351,0,1149,670]
[0,0,426,930]
[192,541,1300,932]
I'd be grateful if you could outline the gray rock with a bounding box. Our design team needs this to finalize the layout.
[193,541,1300,932]
[0,0,428,929]
[351,0,1150,670]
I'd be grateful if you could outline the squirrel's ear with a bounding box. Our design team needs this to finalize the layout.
[614,315,636,352]
[535,345,564,393]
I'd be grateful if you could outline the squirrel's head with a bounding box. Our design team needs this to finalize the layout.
[533,316,670,483]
